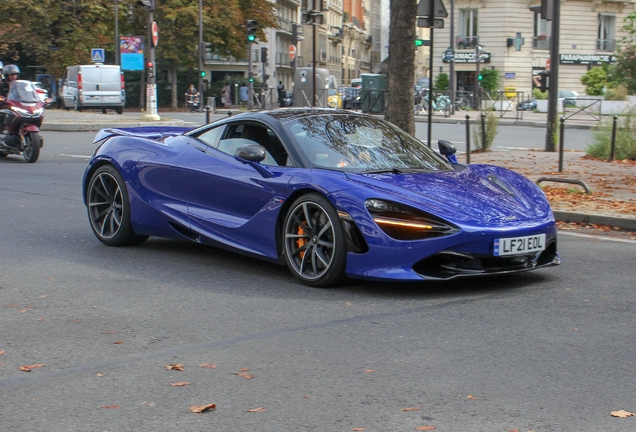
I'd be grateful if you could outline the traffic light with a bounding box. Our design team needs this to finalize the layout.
[136,0,155,11]
[477,73,483,81]
[249,72,254,83]
[415,39,424,47]
[146,61,155,79]
[246,20,258,43]
[200,70,206,78]
[261,47,268,63]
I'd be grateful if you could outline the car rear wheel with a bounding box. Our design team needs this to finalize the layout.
[87,165,148,246]
[283,193,346,288]
[116,107,123,115]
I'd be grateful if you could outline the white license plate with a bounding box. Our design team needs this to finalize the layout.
[494,234,546,256]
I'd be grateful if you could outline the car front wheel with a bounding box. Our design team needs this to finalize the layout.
[87,165,148,246]
[283,193,346,287]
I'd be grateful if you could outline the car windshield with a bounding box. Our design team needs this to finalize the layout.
[7,80,40,103]
[284,114,453,172]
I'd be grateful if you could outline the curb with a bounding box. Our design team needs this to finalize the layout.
[553,211,636,231]
[41,121,187,132]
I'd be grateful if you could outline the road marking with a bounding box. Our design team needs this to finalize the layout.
[560,231,636,244]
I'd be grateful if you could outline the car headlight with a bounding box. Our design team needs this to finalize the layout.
[365,199,459,241]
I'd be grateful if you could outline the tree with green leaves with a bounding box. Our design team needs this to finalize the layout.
[615,11,636,94]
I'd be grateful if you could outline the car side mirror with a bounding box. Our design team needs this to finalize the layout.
[235,143,266,162]
[438,140,456,156]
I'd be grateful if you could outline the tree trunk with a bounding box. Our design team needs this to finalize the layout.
[170,62,178,110]
[385,0,417,135]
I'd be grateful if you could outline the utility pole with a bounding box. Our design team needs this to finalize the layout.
[246,20,258,110]
[137,0,160,120]
[449,0,455,115]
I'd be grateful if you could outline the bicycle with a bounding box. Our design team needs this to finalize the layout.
[455,93,472,111]
[421,92,451,116]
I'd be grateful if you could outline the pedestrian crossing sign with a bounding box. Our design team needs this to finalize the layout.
[91,48,105,63]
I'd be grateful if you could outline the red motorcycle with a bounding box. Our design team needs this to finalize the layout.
[0,80,49,163]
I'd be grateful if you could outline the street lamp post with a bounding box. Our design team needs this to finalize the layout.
[198,0,203,97]
[137,0,160,120]
[115,0,120,65]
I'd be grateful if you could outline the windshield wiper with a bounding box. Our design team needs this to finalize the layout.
[362,167,404,174]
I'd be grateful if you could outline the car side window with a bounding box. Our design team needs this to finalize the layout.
[195,125,225,148]
[222,123,290,167]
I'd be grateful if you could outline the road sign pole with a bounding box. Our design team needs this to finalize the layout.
[142,12,160,120]
[426,0,435,148]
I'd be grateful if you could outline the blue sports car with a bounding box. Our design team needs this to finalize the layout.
[82,108,560,287]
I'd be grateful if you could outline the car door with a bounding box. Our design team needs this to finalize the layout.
[176,121,296,257]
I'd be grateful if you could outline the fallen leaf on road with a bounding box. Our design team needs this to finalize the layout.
[113,341,123,344]
[467,395,478,400]
[610,410,634,418]
[230,369,254,379]
[415,427,437,431]
[19,364,45,372]
[0,350,5,355]
[101,405,119,409]
[102,330,116,334]
[247,407,267,412]
[189,403,216,414]
[401,407,419,411]
[352,428,365,431]
[166,363,184,371]
[170,382,190,387]
[365,369,376,373]
[199,363,217,369]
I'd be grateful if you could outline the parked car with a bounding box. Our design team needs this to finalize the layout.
[558,90,578,108]
[517,100,537,111]
[32,82,49,102]
[61,64,125,114]
[82,108,561,287]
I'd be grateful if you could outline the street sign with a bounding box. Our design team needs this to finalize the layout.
[416,0,448,18]
[151,21,159,47]
[417,17,445,29]
[289,44,296,61]
[91,48,105,63]
[442,48,454,61]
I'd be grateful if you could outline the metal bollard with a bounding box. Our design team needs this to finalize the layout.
[559,117,565,173]
[227,110,232,117]
[205,105,211,124]
[610,114,618,162]
[480,113,486,151]
[465,114,471,164]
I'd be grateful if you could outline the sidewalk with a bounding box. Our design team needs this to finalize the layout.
[40,108,635,231]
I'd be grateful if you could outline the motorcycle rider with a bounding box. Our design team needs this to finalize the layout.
[0,64,21,143]
[0,64,20,97]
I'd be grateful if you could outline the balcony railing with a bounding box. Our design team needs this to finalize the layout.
[532,36,551,50]
[275,52,291,67]
[277,16,293,33]
[456,36,479,50]
[597,39,616,52]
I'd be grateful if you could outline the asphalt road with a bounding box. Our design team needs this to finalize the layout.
[1,132,634,431]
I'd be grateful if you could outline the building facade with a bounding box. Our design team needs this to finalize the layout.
[430,0,635,97]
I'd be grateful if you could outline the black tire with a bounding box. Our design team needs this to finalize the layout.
[22,132,41,163]
[102,108,107,114]
[456,97,469,111]
[116,107,123,115]
[282,193,346,287]
[86,165,148,246]
[0,153,7,158]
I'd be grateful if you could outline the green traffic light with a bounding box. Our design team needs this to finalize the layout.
[478,74,483,80]
[200,71,206,77]
[247,35,256,42]
[415,39,423,46]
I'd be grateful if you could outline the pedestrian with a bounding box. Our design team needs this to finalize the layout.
[221,83,231,108]
[277,81,285,107]
[239,83,249,108]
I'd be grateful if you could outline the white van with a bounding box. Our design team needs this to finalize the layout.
[62,64,125,114]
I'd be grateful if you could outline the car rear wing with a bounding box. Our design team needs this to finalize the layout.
[93,126,193,143]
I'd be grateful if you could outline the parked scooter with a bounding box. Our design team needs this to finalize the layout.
[0,80,48,163]
[185,93,201,112]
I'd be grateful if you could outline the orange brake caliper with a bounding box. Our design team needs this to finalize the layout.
[297,225,307,259]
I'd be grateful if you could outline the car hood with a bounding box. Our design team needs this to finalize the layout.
[344,164,552,226]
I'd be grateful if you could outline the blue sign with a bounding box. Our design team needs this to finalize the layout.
[121,53,144,71]
[91,48,105,63]
[505,72,516,79]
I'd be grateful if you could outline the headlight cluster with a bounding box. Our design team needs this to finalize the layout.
[11,106,30,115]
[365,199,458,241]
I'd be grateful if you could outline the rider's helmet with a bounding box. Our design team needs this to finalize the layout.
[4,64,20,76]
